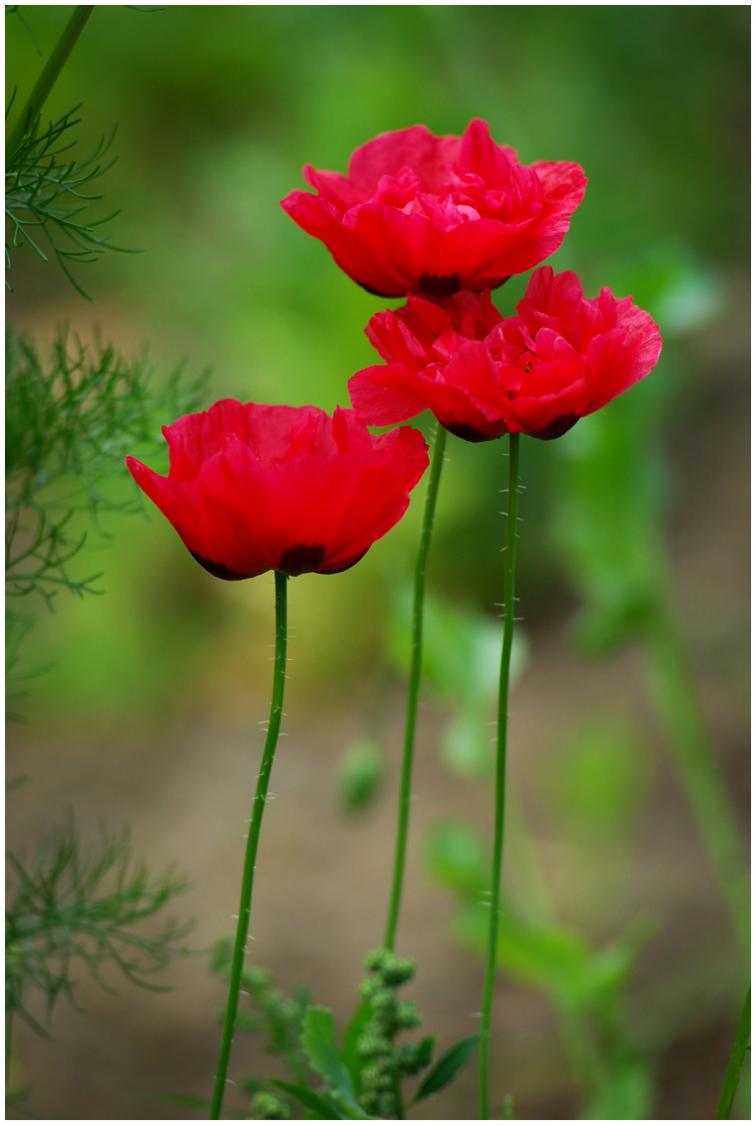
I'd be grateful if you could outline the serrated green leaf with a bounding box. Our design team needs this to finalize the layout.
[413,1033,480,1102]
[269,1079,344,1119]
[301,1006,367,1119]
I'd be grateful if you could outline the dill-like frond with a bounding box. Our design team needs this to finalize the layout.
[6,816,191,1035]
[5,326,208,608]
[5,104,125,298]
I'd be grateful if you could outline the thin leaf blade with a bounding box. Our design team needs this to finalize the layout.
[269,1079,345,1120]
[413,1033,481,1103]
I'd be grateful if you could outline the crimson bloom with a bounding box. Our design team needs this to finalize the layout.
[281,119,587,298]
[349,267,663,441]
[126,400,428,580]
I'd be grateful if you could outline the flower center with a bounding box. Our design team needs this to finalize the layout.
[418,273,461,297]
[278,543,327,575]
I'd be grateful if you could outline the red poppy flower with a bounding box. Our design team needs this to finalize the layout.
[349,289,504,426]
[348,267,662,441]
[125,400,428,580]
[281,119,587,298]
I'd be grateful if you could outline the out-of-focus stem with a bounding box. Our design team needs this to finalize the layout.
[209,570,288,1119]
[383,422,447,952]
[716,987,750,1119]
[479,432,520,1119]
[645,614,749,953]
[6,6,94,161]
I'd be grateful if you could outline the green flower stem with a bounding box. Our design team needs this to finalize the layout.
[384,422,447,952]
[210,570,288,1120]
[480,432,520,1120]
[716,988,750,1119]
[6,6,94,162]
[646,614,749,953]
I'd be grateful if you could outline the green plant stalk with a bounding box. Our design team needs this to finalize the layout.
[6,5,94,162]
[646,613,749,953]
[210,570,288,1120]
[717,988,750,1119]
[479,432,520,1119]
[384,422,447,951]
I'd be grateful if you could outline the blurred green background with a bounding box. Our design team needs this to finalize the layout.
[6,5,749,1120]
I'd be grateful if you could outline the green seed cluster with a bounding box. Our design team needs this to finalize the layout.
[236,964,306,1057]
[211,940,309,1084]
[357,949,433,1117]
[251,1091,291,1119]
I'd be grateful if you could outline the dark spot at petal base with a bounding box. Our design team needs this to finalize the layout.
[191,552,246,581]
[444,422,499,443]
[418,273,462,297]
[279,543,327,576]
[317,550,368,575]
[531,414,579,441]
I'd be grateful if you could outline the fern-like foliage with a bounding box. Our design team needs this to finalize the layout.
[5,103,124,298]
[6,326,207,608]
[6,816,191,1040]
[6,13,199,1112]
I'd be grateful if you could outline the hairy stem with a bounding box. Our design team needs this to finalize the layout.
[480,432,520,1119]
[6,5,94,162]
[716,987,750,1119]
[210,570,288,1120]
[384,422,447,951]
[646,615,749,953]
